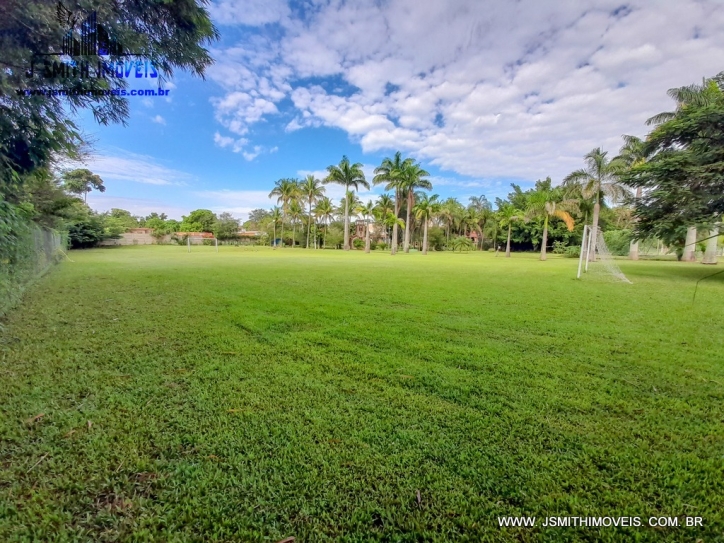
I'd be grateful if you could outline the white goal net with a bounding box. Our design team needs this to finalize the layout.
[187,236,218,252]
[577,225,631,283]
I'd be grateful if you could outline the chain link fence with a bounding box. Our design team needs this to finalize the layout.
[1,216,66,317]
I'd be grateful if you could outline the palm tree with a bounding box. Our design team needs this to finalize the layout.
[269,178,299,248]
[525,186,576,260]
[324,156,369,251]
[269,206,282,249]
[289,199,304,247]
[382,213,405,255]
[373,152,409,255]
[498,203,523,257]
[314,196,334,249]
[615,135,651,260]
[450,236,473,252]
[398,160,432,253]
[299,175,325,249]
[646,74,724,126]
[356,200,376,253]
[440,198,463,246]
[563,148,628,260]
[374,193,394,243]
[414,194,441,255]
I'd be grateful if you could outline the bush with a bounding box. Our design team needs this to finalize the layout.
[552,240,568,254]
[377,242,388,251]
[603,229,632,256]
[353,238,364,250]
[564,245,580,258]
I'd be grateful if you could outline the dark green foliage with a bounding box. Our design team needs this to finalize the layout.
[67,213,105,248]
[603,229,632,256]
[213,212,240,240]
[623,76,724,241]
[180,209,216,232]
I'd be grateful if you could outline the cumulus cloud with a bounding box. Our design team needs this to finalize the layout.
[151,115,166,125]
[207,0,724,181]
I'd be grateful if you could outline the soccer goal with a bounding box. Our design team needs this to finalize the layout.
[187,236,218,253]
[577,225,631,283]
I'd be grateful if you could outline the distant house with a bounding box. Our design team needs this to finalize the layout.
[176,232,215,239]
[236,230,262,238]
[100,227,165,246]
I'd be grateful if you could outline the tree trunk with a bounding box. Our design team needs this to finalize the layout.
[280,213,285,248]
[540,216,548,261]
[505,224,512,257]
[422,219,429,255]
[365,219,370,253]
[629,187,642,260]
[589,199,600,262]
[307,200,312,249]
[480,229,485,252]
[683,226,697,262]
[404,193,412,253]
[703,227,719,264]
[391,190,399,255]
[273,223,276,249]
[323,223,327,249]
[292,222,296,248]
[343,190,350,251]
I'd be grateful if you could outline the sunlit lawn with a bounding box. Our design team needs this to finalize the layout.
[1,246,723,542]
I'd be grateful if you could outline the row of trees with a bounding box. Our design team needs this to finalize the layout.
[255,72,724,262]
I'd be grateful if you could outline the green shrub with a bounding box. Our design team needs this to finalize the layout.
[377,242,388,251]
[353,238,364,249]
[564,245,580,258]
[552,240,568,254]
[603,229,632,256]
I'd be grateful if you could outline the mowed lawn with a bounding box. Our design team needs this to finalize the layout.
[1,246,723,542]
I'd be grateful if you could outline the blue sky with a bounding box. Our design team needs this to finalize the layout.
[79,0,724,220]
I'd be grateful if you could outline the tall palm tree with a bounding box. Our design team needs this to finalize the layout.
[374,193,394,243]
[373,152,409,255]
[299,175,325,249]
[414,193,441,255]
[356,200,375,253]
[525,187,576,260]
[324,156,369,251]
[314,196,334,249]
[382,212,405,255]
[563,148,628,259]
[398,160,431,253]
[269,178,299,248]
[615,135,651,260]
[269,206,282,249]
[440,198,463,246]
[289,199,303,248]
[498,203,524,258]
[468,194,492,249]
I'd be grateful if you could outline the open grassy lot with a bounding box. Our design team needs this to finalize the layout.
[1,246,723,542]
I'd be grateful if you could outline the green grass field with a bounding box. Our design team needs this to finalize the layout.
[1,246,723,542]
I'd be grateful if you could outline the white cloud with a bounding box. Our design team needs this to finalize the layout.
[151,114,166,125]
[72,150,194,186]
[85,194,188,220]
[192,189,275,220]
[207,0,724,181]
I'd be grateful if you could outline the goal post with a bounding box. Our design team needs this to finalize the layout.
[576,225,631,283]
[187,235,218,252]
